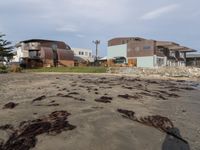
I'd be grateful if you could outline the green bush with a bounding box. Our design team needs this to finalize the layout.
[0,65,8,73]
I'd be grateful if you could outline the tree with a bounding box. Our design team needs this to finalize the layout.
[0,34,13,63]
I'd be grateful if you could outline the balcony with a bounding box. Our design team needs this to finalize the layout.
[23,42,41,50]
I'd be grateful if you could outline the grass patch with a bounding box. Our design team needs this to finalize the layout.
[0,65,8,73]
[25,67,107,73]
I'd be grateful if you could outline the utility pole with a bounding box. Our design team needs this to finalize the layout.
[92,40,100,66]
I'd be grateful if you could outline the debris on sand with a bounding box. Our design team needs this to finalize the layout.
[138,91,168,100]
[61,94,74,98]
[68,92,79,95]
[94,88,98,91]
[35,104,60,107]
[95,96,113,103]
[0,111,76,150]
[117,109,188,144]
[73,98,86,101]
[117,109,136,120]
[180,87,195,91]
[157,91,180,98]
[46,103,60,106]
[32,95,46,103]
[122,86,133,90]
[118,94,142,100]
[56,93,85,101]
[56,93,65,97]
[3,102,18,109]
[157,94,168,100]
[99,86,112,89]
[0,124,14,130]
[91,106,104,109]
[118,109,174,131]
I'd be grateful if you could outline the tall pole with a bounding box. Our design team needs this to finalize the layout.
[92,40,100,65]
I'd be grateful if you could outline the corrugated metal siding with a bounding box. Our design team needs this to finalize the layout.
[41,47,53,60]
[21,39,71,50]
[57,49,74,60]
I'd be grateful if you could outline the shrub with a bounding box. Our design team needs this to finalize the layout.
[0,64,8,73]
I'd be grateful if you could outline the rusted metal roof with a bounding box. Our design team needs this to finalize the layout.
[156,41,179,47]
[57,49,74,61]
[156,41,196,52]
[19,39,71,50]
[108,37,146,42]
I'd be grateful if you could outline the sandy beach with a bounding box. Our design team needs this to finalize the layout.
[0,73,200,150]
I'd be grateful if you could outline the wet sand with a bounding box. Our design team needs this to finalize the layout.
[0,73,200,150]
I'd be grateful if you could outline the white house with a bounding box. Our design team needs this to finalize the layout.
[71,48,94,62]
[12,46,24,63]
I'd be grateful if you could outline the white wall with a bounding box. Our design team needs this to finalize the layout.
[12,47,23,62]
[137,56,154,68]
[107,44,127,60]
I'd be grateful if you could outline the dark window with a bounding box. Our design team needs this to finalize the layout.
[143,46,151,50]
[29,50,39,58]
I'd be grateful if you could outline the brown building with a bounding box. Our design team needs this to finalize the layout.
[108,37,196,67]
[15,39,74,68]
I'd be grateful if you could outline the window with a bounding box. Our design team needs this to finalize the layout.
[29,50,39,58]
[82,52,84,55]
[79,51,81,55]
[143,46,151,50]
[89,53,91,57]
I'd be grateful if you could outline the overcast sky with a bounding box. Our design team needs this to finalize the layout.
[0,0,199,56]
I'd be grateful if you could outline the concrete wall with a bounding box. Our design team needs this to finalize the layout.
[137,56,154,68]
[107,44,127,60]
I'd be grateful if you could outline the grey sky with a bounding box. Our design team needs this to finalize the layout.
[0,0,199,56]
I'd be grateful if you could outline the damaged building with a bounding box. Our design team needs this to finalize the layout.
[13,39,74,68]
[71,48,94,66]
[107,37,196,68]
[186,53,200,67]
